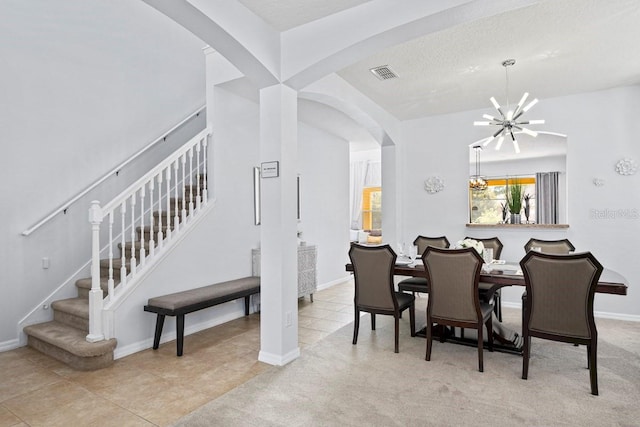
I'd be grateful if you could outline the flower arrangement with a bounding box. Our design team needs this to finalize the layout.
[456,238,484,255]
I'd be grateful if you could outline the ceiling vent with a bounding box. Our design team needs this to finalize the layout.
[370,65,398,80]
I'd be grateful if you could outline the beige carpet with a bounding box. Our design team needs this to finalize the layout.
[173,304,640,426]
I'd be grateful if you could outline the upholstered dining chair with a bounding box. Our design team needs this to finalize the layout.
[465,236,504,321]
[349,244,416,353]
[422,247,494,372]
[519,251,603,395]
[413,235,451,255]
[524,238,575,254]
[398,236,450,296]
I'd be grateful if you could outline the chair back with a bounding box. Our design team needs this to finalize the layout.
[520,251,603,340]
[349,244,397,311]
[524,238,575,254]
[422,247,483,323]
[413,235,450,255]
[465,236,503,259]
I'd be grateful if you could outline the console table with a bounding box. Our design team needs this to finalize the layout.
[252,245,317,301]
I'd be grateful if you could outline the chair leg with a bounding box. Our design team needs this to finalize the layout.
[522,335,531,380]
[477,322,484,372]
[425,321,433,361]
[352,309,360,345]
[394,316,400,353]
[371,313,376,330]
[588,342,599,395]
[487,316,494,352]
[409,305,416,337]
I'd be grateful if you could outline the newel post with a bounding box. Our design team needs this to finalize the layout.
[86,200,105,342]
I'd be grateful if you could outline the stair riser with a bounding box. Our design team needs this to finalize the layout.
[100,265,132,278]
[137,227,177,242]
[27,336,114,371]
[54,310,89,332]
[118,244,154,260]
[152,213,183,227]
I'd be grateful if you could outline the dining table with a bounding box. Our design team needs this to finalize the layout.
[345,259,628,354]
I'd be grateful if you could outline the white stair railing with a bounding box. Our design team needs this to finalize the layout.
[87,128,211,342]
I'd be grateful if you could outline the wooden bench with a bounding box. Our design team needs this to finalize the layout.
[144,276,260,356]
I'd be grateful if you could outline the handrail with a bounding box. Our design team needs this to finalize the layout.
[21,105,206,236]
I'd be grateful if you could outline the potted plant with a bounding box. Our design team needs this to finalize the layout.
[507,179,523,224]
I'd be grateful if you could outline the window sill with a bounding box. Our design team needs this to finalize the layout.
[466,223,569,229]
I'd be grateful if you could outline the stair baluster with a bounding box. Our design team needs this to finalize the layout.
[139,184,146,266]
[148,179,155,258]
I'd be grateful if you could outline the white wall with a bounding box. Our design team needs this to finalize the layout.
[0,0,206,346]
[399,85,640,318]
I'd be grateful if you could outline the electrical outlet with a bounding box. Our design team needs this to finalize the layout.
[286,311,292,327]
[42,257,50,269]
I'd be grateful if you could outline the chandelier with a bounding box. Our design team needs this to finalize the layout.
[473,59,544,153]
[469,145,487,191]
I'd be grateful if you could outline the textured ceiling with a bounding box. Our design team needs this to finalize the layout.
[337,0,640,120]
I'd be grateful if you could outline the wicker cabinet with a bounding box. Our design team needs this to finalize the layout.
[252,245,317,301]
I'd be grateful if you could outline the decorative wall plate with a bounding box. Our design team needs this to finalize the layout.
[424,176,445,194]
[615,158,637,176]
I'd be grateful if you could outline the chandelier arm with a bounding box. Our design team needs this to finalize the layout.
[513,93,529,118]
[509,130,517,141]
[492,127,505,138]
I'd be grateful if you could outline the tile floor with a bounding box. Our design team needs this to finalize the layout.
[0,281,356,427]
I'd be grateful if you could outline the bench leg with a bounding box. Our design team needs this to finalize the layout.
[177,314,185,357]
[244,295,251,316]
[153,314,165,350]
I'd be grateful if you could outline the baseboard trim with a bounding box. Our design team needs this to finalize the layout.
[317,275,351,292]
[0,338,20,352]
[258,347,300,366]
[501,301,640,322]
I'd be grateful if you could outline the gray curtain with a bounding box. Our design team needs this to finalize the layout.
[536,172,559,224]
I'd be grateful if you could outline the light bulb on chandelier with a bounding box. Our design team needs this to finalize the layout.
[474,59,545,153]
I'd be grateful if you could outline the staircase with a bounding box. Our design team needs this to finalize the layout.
[23,128,210,371]
[23,189,203,370]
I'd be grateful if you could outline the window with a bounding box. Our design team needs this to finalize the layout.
[362,187,382,230]
[469,177,536,224]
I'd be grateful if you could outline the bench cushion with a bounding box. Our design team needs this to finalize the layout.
[146,276,260,312]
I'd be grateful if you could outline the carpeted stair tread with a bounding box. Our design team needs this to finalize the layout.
[24,321,117,358]
[51,298,89,319]
[118,241,154,250]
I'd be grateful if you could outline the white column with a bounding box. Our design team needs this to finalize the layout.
[258,84,300,365]
[381,144,399,246]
